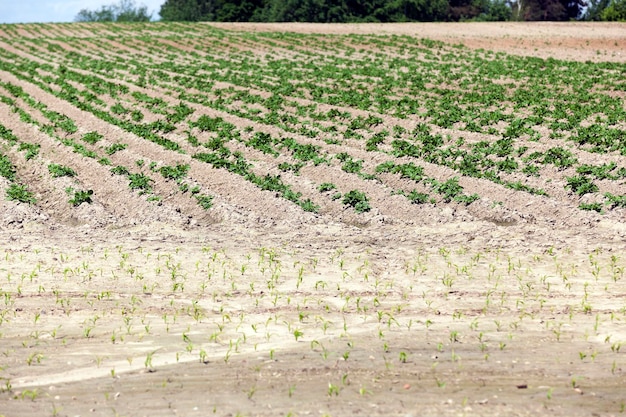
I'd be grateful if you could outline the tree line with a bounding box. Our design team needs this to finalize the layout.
[75,0,626,22]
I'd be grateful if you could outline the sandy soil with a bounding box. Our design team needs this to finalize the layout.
[0,22,625,417]
[209,21,626,63]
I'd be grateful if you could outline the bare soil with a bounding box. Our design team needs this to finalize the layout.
[0,22,625,417]
[210,21,626,63]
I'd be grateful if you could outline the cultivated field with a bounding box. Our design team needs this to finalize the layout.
[0,21,625,416]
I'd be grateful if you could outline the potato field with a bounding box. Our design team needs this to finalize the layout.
[0,22,625,416]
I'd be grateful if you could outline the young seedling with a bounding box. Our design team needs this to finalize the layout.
[145,350,156,371]
[327,382,340,396]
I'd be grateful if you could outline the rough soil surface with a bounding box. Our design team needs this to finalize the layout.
[0,22,625,417]
[211,21,626,63]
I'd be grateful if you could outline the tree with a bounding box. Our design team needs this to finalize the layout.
[448,0,482,20]
[507,0,585,20]
[214,0,267,21]
[157,0,586,22]
[159,0,205,21]
[75,0,152,22]
[601,0,626,19]
[384,0,449,22]
[583,0,611,20]
[160,0,264,21]
[473,0,513,20]
[75,7,115,22]
[160,0,450,22]
[116,0,153,21]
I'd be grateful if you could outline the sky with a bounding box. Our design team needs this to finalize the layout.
[0,0,165,24]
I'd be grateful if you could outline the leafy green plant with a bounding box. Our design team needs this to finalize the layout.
[18,143,40,160]
[167,102,195,123]
[565,175,598,196]
[605,193,626,209]
[579,202,603,213]
[110,165,130,176]
[105,143,128,155]
[318,182,336,192]
[48,164,77,178]
[131,110,144,122]
[504,181,548,196]
[6,183,36,204]
[248,132,278,156]
[0,154,16,181]
[81,131,103,145]
[576,163,620,180]
[429,177,463,202]
[454,193,480,205]
[278,162,304,174]
[191,115,228,132]
[69,189,94,206]
[0,124,19,146]
[543,147,577,170]
[365,131,387,152]
[128,173,153,194]
[342,158,363,174]
[195,194,213,210]
[111,102,129,115]
[159,164,190,181]
[406,190,430,204]
[300,198,319,212]
[342,190,371,213]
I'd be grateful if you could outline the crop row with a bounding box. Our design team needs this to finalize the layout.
[0,125,36,204]
[1,239,625,414]
[0,79,216,211]
[0,23,624,218]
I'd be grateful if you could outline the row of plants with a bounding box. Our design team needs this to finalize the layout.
[1,24,625,216]
[3,50,375,215]
[0,80,220,211]
[0,53,330,213]
[118,29,624,151]
[102,30,624,209]
[0,125,36,204]
[1,235,625,413]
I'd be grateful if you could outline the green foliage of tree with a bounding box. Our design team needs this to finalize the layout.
[583,0,612,20]
[508,0,585,20]
[469,0,512,20]
[75,0,152,22]
[159,0,204,21]
[160,0,264,21]
[160,0,451,22]
[601,0,626,20]
[158,0,587,21]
